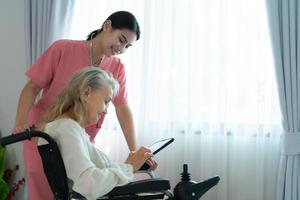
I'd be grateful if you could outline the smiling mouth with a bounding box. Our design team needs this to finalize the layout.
[111,47,120,55]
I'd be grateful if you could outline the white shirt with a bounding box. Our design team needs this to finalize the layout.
[38,118,133,200]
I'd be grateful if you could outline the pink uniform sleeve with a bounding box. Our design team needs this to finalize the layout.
[112,61,128,106]
[26,40,63,88]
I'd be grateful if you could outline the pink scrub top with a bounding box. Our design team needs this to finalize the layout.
[26,40,128,140]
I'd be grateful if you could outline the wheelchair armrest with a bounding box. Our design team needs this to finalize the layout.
[72,178,171,198]
[107,178,171,196]
[191,176,220,199]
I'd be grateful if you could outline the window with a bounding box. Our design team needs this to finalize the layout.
[68,0,281,137]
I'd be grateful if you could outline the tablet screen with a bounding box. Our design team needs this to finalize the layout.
[149,138,174,155]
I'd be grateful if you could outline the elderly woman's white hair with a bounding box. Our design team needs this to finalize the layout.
[44,66,119,125]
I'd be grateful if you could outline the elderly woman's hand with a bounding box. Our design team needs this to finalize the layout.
[125,146,153,172]
[145,157,158,171]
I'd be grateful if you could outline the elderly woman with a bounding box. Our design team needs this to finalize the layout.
[38,66,155,199]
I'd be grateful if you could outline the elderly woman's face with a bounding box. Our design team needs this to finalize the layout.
[84,84,113,126]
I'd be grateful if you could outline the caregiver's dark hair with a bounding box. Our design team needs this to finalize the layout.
[87,11,140,41]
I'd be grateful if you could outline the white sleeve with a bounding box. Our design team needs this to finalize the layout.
[49,120,134,200]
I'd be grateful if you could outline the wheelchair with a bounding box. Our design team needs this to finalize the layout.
[0,130,220,200]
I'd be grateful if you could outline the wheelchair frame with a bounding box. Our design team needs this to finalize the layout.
[0,130,220,200]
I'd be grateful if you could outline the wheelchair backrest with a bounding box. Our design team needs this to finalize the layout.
[38,141,70,200]
[0,130,70,200]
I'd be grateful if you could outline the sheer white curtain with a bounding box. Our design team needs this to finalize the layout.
[69,1,281,199]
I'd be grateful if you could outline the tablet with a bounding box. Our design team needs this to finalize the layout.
[138,138,174,171]
[149,138,174,155]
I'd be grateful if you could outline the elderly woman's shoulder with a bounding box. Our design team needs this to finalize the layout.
[46,118,82,133]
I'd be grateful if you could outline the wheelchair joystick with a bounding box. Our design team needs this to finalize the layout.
[174,164,196,200]
[173,164,220,200]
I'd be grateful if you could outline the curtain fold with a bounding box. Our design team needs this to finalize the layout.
[266,0,300,199]
[24,0,75,66]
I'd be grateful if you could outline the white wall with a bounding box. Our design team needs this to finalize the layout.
[0,0,27,199]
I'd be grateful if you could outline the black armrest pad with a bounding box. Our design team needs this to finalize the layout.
[107,178,171,196]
